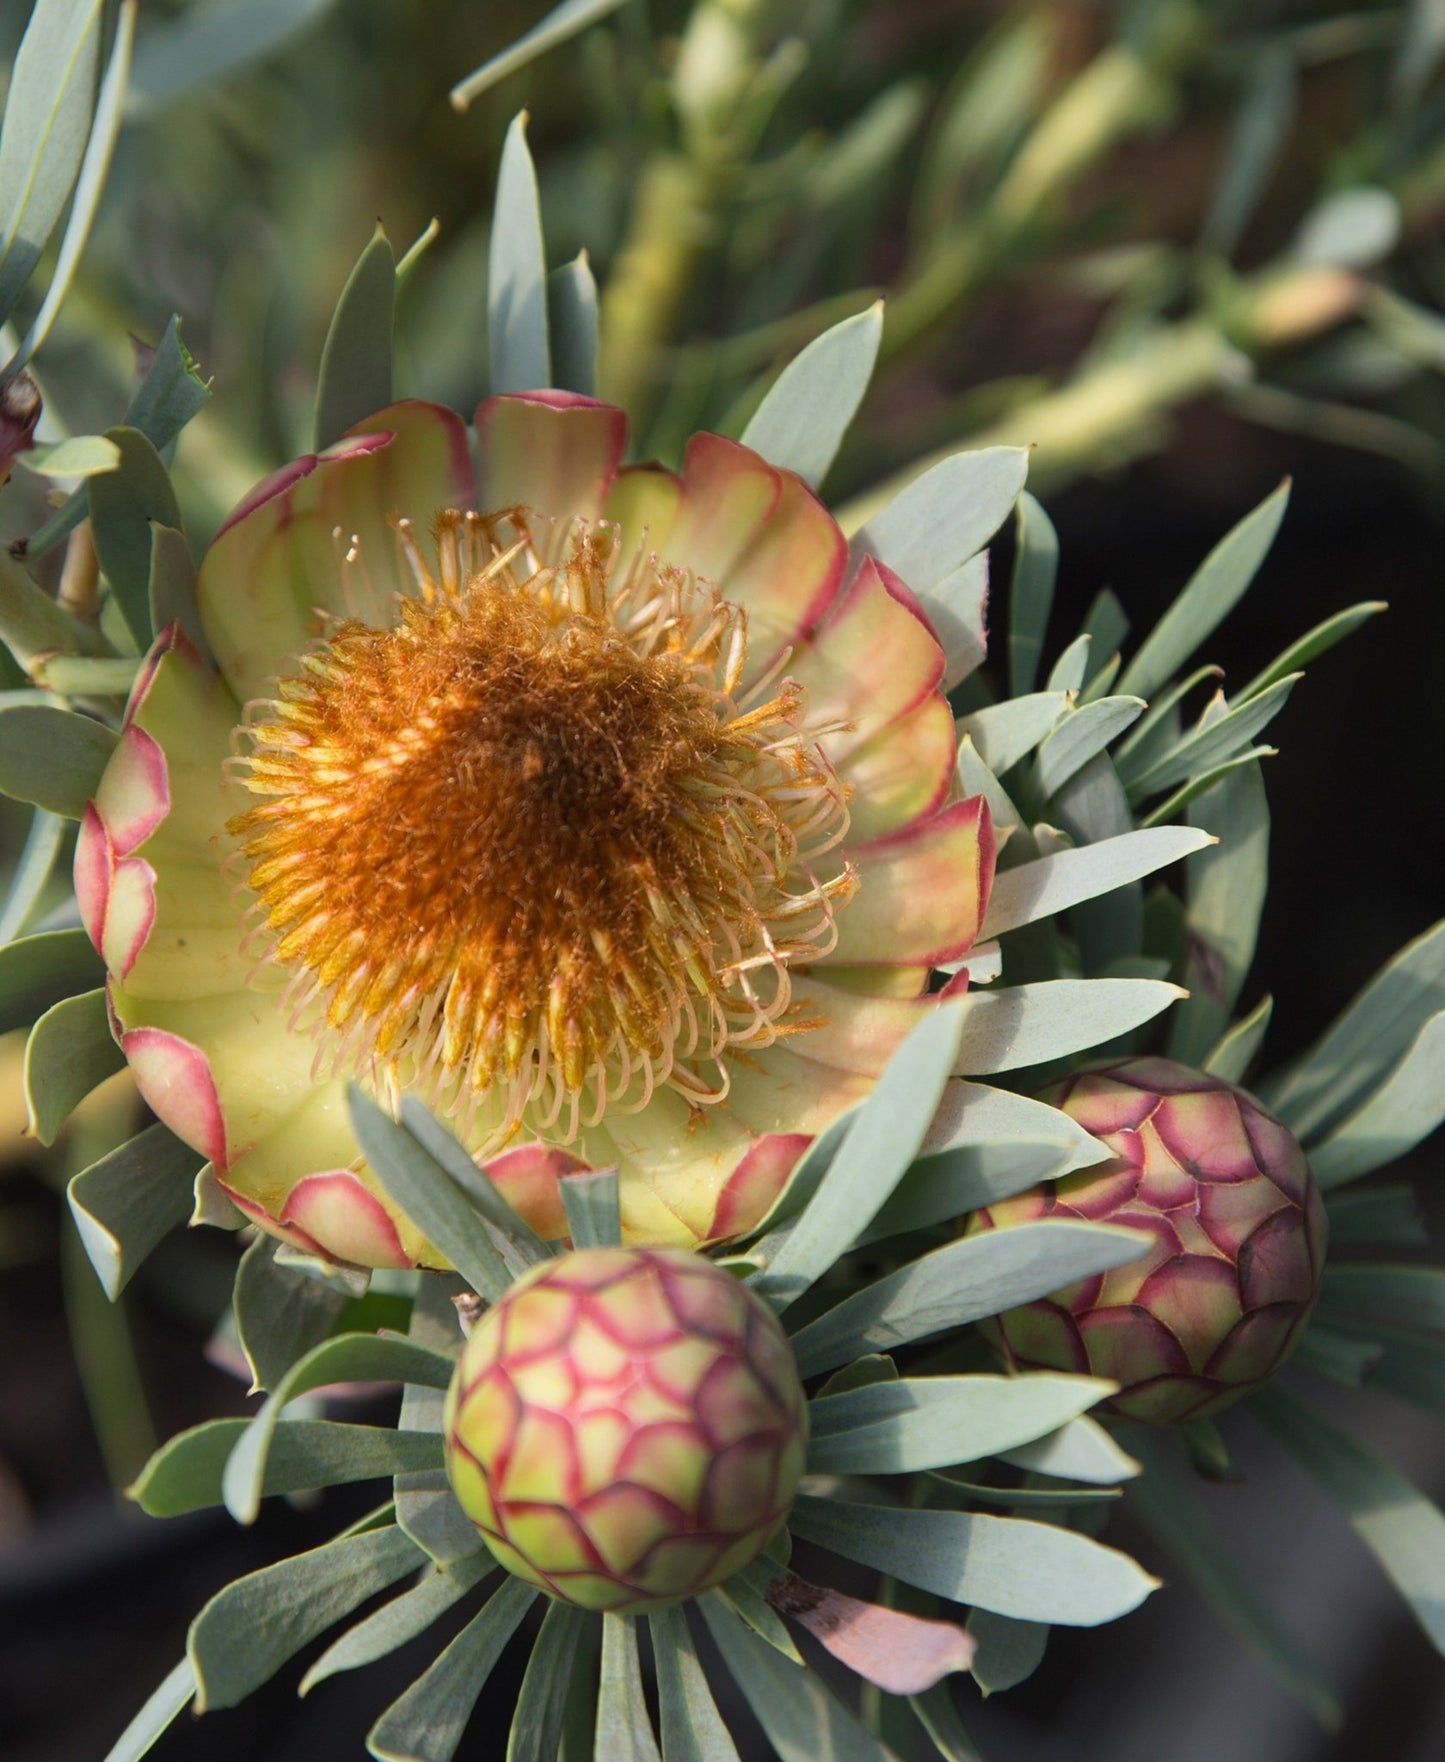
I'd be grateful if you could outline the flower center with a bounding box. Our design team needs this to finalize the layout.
[230,510,854,1144]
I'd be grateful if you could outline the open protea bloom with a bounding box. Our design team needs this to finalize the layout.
[971,1058,1327,1423]
[443,1246,807,1610]
[78,394,994,1266]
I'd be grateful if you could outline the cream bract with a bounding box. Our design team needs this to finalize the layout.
[79,393,995,1266]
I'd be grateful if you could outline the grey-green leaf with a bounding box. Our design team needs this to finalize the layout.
[980,825,1211,941]
[222,1331,456,1524]
[700,1592,902,1762]
[315,224,396,450]
[549,251,598,396]
[1034,698,1144,799]
[24,986,124,1143]
[489,113,550,395]
[806,1373,1112,1475]
[131,1417,443,1517]
[0,926,104,1034]
[790,1494,1158,1626]
[0,704,117,817]
[67,1121,201,1300]
[754,1002,966,1310]
[853,447,1028,591]
[966,1609,1049,1696]
[1306,1011,1445,1187]
[234,1233,351,1391]
[303,1552,493,1694]
[128,0,339,108]
[450,0,631,111]
[507,1601,591,1762]
[101,1657,195,1762]
[88,427,183,648]
[595,1614,663,1762]
[349,1088,512,1302]
[1008,492,1059,698]
[559,1165,621,1248]
[1125,676,1299,799]
[649,1605,742,1762]
[1118,482,1290,703]
[741,302,882,489]
[955,978,1183,1074]
[189,1524,423,1710]
[997,1415,1141,1485]
[788,1220,1149,1377]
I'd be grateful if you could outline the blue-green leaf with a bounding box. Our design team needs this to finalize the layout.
[649,1604,742,1762]
[128,0,339,108]
[67,1121,201,1300]
[1203,994,1273,1084]
[790,1494,1157,1626]
[189,1523,423,1710]
[0,926,104,1034]
[1118,482,1290,702]
[806,1373,1112,1475]
[303,1552,492,1695]
[315,224,396,450]
[1306,1012,1445,1187]
[1200,46,1296,261]
[559,1165,621,1248]
[1008,491,1059,697]
[450,0,631,111]
[507,1601,591,1762]
[958,692,1067,777]
[233,1233,351,1391]
[741,302,882,489]
[489,113,550,395]
[966,1609,1049,1696]
[101,1658,195,1762]
[1125,677,1299,799]
[955,978,1184,1074]
[400,1098,553,1269]
[24,986,124,1143]
[789,1220,1149,1376]
[753,1002,967,1310]
[0,702,116,816]
[0,808,66,942]
[854,447,1027,592]
[0,0,103,323]
[548,251,598,396]
[981,825,1211,941]
[1234,600,1386,703]
[595,1614,663,1762]
[222,1331,456,1524]
[1291,187,1401,270]
[1034,698,1144,799]
[997,1415,1141,1484]
[88,426,183,648]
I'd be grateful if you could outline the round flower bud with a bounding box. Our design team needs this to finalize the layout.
[970,1057,1327,1424]
[443,1247,808,1610]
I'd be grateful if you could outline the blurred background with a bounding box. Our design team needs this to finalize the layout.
[2,1,1444,1757]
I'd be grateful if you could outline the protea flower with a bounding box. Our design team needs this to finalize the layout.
[970,1058,1327,1423]
[443,1245,807,1610]
[76,394,994,1267]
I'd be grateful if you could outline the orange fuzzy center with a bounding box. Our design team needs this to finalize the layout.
[230,510,854,1144]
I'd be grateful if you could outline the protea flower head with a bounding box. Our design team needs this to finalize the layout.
[970,1057,1327,1424]
[442,1245,807,1610]
[76,394,995,1267]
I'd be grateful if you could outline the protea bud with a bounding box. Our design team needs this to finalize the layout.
[970,1057,1327,1424]
[443,1246,808,1611]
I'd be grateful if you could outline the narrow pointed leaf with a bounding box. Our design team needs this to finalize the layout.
[0,0,103,323]
[349,1088,512,1302]
[700,1592,903,1762]
[1008,492,1058,697]
[966,1609,1048,1696]
[7,0,134,369]
[1203,994,1273,1084]
[806,1373,1112,1475]
[954,978,1184,1074]
[315,224,395,449]
[189,1523,423,1710]
[1260,919,1445,1140]
[1127,676,1299,798]
[755,1002,967,1310]
[128,0,339,108]
[861,1138,1089,1245]
[102,1657,195,1762]
[1319,1264,1445,1331]
[67,1122,201,1300]
[997,1415,1141,1484]
[717,1557,801,1661]
[790,1494,1158,1625]
[1254,1385,1445,1656]
[397,1272,485,1566]
[1322,1186,1427,1250]
[742,302,883,489]
[489,113,549,394]
[0,704,117,817]
[854,447,1027,591]
[1307,1012,1445,1187]
[1118,482,1290,702]
[365,1580,536,1762]
[450,0,631,110]
[958,692,1067,777]
[981,826,1212,941]
[24,986,124,1143]
[1235,600,1386,703]
[911,1682,985,1761]
[595,1614,662,1762]
[649,1605,742,1762]
[507,1601,591,1762]
[303,1552,493,1693]
[132,1417,442,1517]
[1034,698,1144,799]
[401,1097,553,1269]
[549,251,598,395]
[222,1331,456,1524]
[559,1165,621,1248]
[789,1220,1149,1376]
[1045,634,1091,695]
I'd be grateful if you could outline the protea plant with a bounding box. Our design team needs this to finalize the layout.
[443,1245,808,1608]
[970,1058,1328,1424]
